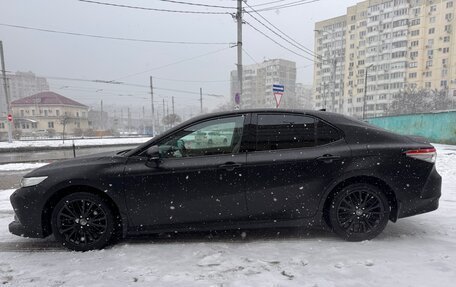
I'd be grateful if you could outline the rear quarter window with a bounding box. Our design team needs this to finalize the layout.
[317,120,342,145]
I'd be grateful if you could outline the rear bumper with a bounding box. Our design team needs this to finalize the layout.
[397,165,441,219]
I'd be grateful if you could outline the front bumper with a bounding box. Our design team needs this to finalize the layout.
[9,187,47,238]
[9,220,45,238]
[397,165,442,219]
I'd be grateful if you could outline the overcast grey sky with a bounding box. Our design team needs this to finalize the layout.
[0,0,359,117]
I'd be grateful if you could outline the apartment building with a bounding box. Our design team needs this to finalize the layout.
[313,0,456,118]
[295,83,314,109]
[0,71,49,116]
[313,15,347,114]
[230,59,297,108]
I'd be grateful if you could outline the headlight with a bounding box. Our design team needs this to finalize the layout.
[21,176,48,188]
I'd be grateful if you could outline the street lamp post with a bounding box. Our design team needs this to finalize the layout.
[363,64,374,120]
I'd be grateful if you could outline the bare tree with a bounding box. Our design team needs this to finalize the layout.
[388,88,453,116]
[162,114,182,128]
[60,115,70,143]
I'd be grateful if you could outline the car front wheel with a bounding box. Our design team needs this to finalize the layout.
[51,192,115,251]
[329,183,390,241]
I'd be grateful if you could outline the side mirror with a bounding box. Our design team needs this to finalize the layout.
[145,145,160,163]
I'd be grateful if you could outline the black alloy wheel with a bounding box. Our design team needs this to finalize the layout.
[51,192,115,251]
[329,184,390,241]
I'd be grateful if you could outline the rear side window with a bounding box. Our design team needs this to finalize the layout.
[255,114,341,151]
[256,114,316,151]
[317,120,341,145]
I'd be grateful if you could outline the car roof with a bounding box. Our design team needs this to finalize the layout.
[185,108,346,123]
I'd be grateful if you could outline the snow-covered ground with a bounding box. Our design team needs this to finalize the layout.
[0,144,455,286]
[0,162,49,172]
[0,137,151,150]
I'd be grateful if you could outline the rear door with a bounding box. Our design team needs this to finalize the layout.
[245,112,351,220]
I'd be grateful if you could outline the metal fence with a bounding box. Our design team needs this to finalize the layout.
[367,110,456,145]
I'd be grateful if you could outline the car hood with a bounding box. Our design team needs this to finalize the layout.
[24,150,128,177]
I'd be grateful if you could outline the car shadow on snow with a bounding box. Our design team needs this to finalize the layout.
[0,218,437,252]
[378,216,442,240]
[120,227,338,246]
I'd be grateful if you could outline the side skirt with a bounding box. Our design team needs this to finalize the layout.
[126,216,325,236]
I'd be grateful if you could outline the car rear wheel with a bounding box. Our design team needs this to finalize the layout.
[329,184,390,241]
[51,192,115,251]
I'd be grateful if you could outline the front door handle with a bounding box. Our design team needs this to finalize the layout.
[316,154,341,163]
[219,162,242,171]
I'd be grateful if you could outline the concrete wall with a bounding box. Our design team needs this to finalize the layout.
[367,111,456,144]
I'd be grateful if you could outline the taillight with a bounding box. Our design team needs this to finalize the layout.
[405,148,437,163]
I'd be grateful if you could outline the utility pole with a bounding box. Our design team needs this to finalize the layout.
[142,106,145,134]
[236,0,243,108]
[171,96,175,127]
[0,41,12,143]
[120,108,124,131]
[156,105,160,133]
[162,98,165,129]
[127,107,131,134]
[200,87,203,114]
[100,100,103,131]
[149,76,155,136]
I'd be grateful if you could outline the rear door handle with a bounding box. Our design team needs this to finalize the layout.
[316,154,341,163]
[219,162,242,171]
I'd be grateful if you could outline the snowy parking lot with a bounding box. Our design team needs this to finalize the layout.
[0,144,455,286]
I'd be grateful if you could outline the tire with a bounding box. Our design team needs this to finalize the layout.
[51,192,116,251]
[329,183,390,241]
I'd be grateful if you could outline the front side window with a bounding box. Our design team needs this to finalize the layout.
[158,115,245,158]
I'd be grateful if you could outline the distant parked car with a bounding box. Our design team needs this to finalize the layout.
[207,131,228,146]
[9,109,441,251]
[31,129,49,138]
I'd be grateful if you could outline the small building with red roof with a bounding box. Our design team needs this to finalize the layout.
[4,91,89,136]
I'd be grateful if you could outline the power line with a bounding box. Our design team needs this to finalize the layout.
[40,74,225,97]
[5,72,225,98]
[250,0,289,7]
[254,0,321,12]
[0,23,232,45]
[153,76,230,83]
[244,11,316,60]
[155,0,235,9]
[112,46,232,81]
[78,0,231,14]
[244,21,314,61]
[242,47,258,64]
[243,1,321,60]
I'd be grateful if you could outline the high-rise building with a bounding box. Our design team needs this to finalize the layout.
[314,15,347,114]
[230,59,297,108]
[313,0,456,119]
[295,83,314,109]
[0,71,50,116]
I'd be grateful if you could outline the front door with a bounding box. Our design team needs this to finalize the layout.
[123,115,249,230]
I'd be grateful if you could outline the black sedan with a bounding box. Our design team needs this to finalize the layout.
[9,109,441,251]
